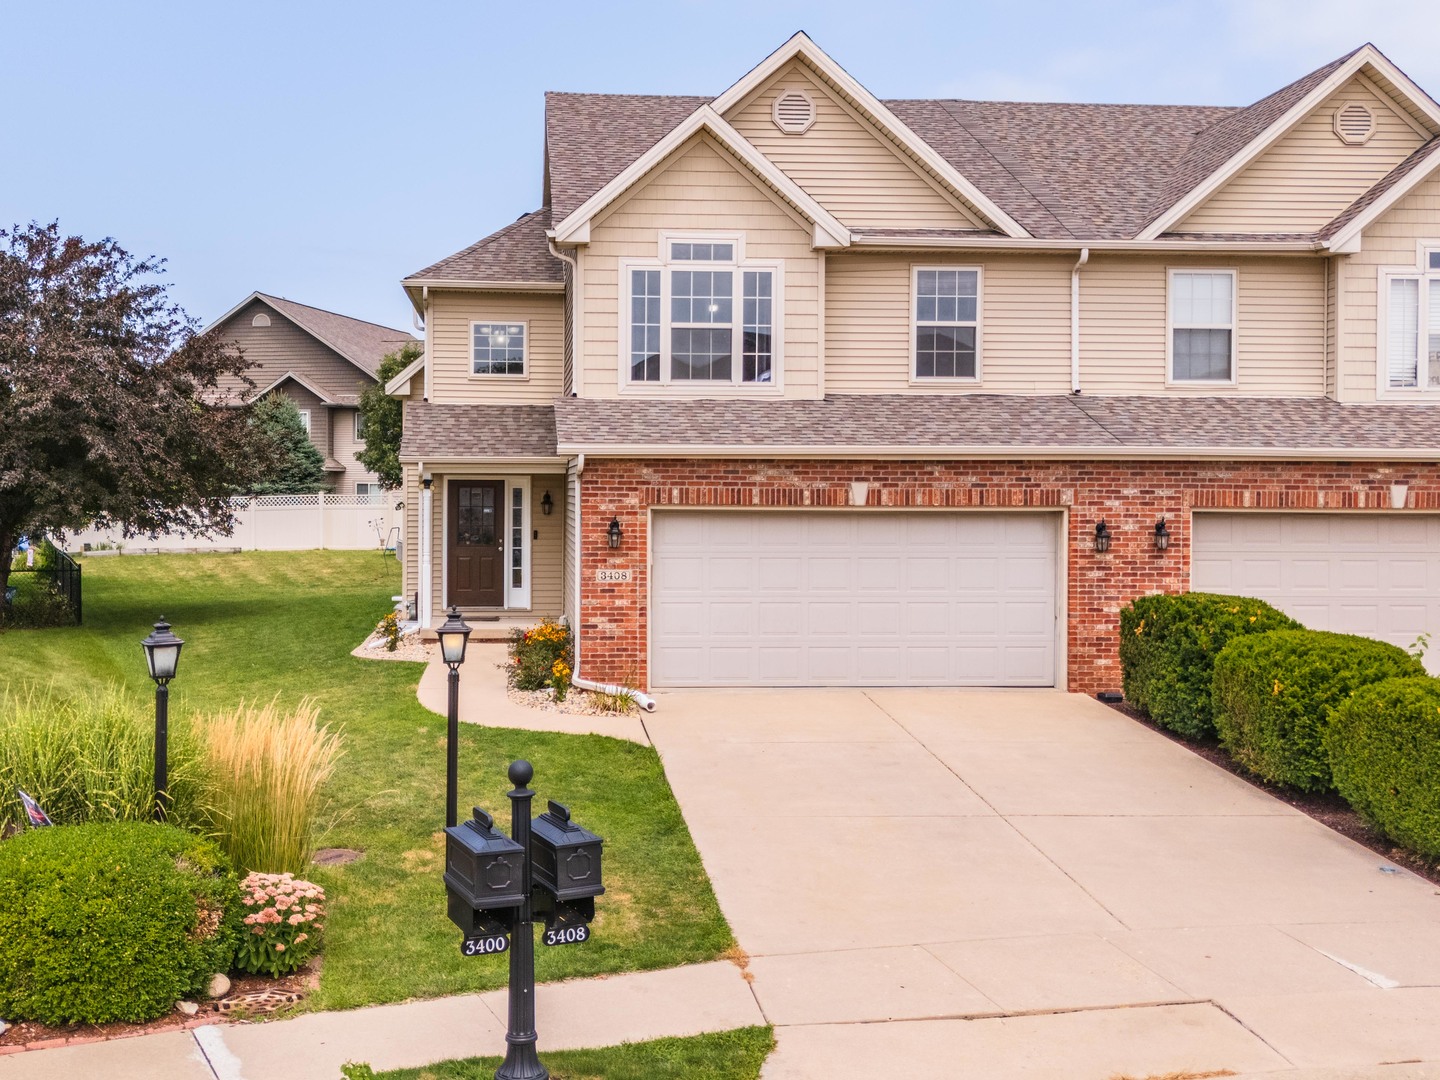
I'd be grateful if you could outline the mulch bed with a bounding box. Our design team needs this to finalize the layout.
[1104,698,1440,888]
[0,967,317,1055]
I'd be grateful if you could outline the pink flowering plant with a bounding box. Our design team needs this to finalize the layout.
[234,872,327,977]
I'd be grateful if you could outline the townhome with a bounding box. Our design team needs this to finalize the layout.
[212,292,417,495]
[390,33,1440,695]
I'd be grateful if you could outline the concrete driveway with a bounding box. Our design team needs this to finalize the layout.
[645,689,1440,1079]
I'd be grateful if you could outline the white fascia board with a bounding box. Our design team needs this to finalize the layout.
[400,278,566,292]
[384,354,427,396]
[709,31,1030,239]
[1143,45,1439,240]
[1325,142,1440,251]
[551,105,851,249]
[850,234,1323,254]
[396,455,568,470]
[200,291,267,336]
[252,370,340,405]
[555,442,1440,461]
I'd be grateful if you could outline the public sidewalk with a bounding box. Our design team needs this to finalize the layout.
[0,962,762,1080]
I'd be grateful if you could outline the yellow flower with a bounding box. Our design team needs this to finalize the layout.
[1273,679,1282,696]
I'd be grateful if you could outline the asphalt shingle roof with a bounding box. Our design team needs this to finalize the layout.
[405,209,564,285]
[256,294,416,378]
[399,401,559,459]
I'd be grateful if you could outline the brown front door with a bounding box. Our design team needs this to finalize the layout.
[449,481,504,608]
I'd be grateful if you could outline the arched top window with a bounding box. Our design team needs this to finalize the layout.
[252,312,271,327]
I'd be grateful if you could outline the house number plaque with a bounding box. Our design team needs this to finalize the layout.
[595,569,632,583]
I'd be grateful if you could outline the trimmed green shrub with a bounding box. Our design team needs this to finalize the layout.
[0,822,240,1024]
[1119,592,1301,739]
[506,619,573,694]
[1327,677,1440,858]
[1212,630,1424,791]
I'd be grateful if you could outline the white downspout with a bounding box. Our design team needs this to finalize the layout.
[420,470,434,627]
[564,453,657,712]
[1071,247,1089,394]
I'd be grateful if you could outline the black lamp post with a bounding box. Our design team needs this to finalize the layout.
[140,619,184,822]
[496,759,546,1080]
[437,605,472,829]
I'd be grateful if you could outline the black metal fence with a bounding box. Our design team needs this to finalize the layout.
[4,549,82,625]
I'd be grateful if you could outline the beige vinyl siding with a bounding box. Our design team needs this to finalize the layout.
[217,300,373,400]
[724,61,983,230]
[582,134,822,399]
[330,408,381,495]
[824,252,1071,392]
[429,291,565,404]
[1179,78,1425,233]
[1338,170,1440,400]
[1080,255,1325,394]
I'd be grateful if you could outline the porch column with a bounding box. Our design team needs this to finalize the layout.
[420,473,434,626]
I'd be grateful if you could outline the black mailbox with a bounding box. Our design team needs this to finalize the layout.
[444,806,526,933]
[530,800,605,902]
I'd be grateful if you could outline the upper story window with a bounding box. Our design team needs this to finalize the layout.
[913,267,980,380]
[1385,249,1440,391]
[1169,270,1236,383]
[297,409,311,435]
[624,235,780,387]
[354,410,367,439]
[472,322,526,377]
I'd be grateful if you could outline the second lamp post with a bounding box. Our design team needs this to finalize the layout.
[436,605,472,829]
[140,619,184,822]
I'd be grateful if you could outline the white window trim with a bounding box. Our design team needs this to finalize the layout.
[440,476,532,612]
[1377,239,1440,399]
[1166,267,1239,388]
[508,480,531,610]
[297,409,312,435]
[909,264,983,384]
[354,410,367,440]
[469,319,530,380]
[618,232,785,394]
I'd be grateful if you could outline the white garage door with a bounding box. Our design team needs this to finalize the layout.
[651,511,1058,687]
[1192,513,1440,674]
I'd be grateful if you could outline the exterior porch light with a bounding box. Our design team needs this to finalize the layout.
[540,490,553,516]
[1093,521,1112,553]
[607,516,623,550]
[1154,518,1171,552]
[436,605,472,829]
[140,619,184,821]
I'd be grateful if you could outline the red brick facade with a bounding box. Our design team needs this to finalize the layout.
[577,458,1440,693]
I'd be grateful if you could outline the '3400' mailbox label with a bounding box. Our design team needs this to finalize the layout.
[461,934,509,956]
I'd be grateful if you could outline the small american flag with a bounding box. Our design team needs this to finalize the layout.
[17,790,51,828]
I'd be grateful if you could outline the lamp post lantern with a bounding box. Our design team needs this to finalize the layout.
[437,605,472,829]
[140,619,184,821]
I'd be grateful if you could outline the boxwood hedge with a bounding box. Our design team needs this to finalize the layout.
[0,822,240,1025]
[1212,630,1424,791]
[1327,676,1440,859]
[1119,592,1301,739]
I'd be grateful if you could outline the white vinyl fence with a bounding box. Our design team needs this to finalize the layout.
[66,494,402,554]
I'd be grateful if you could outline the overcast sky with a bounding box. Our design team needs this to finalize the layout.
[4,1,1438,333]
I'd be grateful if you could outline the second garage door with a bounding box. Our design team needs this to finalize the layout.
[1192,512,1440,674]
[651,511,1059,687]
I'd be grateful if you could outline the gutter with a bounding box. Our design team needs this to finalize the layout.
[563,451,656,712]
[1071,248,1089,394]
[552,443,1440,462]
[847,235,1326,254]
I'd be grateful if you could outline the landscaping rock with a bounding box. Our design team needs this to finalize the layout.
[206,973,231,999]
[0,1019,9,1037]
[174,1001,199,1016]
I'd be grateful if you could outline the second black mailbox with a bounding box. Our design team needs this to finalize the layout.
[530,800,605,902]
[444,807,526,934]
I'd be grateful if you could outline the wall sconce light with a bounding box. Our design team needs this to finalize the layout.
[541,490,554,516]
[422,474,433,491]
[607,516,623,550]
[1154,518,1171,552]
[1094,521,1112,553]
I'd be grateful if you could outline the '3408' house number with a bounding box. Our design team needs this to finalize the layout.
[595,569,632,583]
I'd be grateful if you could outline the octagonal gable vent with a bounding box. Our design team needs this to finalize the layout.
[1334,102,1376,145]
[773,89,816,135]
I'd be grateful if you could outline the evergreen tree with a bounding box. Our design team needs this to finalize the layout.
[249,393,327,494]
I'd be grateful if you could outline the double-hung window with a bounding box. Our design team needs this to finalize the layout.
[625,237,780,386]
[1169,270,1236,383]
[472,322,526,377]
[1384,250,1440,391]
[912,267,981,380]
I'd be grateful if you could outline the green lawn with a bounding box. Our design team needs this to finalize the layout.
[357,1027,775,1080]
[0,551,732,1010]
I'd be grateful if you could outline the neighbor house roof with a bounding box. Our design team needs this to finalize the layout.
[398,401,559,460]
[209,292,417,379]
[551,394,1440,459]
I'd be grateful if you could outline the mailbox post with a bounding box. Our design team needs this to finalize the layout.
[443,759,603,1080]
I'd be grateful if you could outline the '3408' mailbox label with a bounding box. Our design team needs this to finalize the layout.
[543,924,590,947]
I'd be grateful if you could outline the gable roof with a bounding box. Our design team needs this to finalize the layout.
[1139,43,1440,238]
[209,292,417,379]
[1321,136,1440,247]
[251,370,344,405]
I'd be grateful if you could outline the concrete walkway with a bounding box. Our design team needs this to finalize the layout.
[643,688,1440,1079]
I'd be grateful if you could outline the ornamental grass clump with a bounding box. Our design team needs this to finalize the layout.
[199,698,342,875]
[234,872,327,977]
[0,685,207,830]
[507,618,573,696]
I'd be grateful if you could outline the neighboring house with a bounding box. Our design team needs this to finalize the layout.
[389,33,1440,694]
[211,292,417,495]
